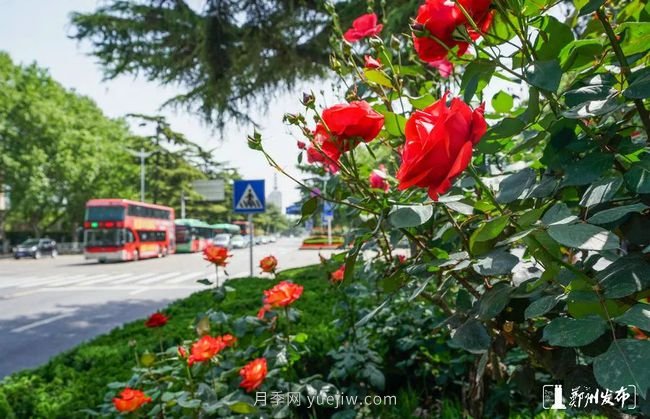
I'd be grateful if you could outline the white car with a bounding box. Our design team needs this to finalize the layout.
[213,234,231,249]
[230,235,246,249]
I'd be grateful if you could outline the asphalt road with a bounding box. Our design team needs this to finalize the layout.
[0,238,332,378]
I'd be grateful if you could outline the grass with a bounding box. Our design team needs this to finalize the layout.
[0,266,338,419]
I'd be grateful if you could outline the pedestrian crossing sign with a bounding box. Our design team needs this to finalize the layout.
[233,180,265,213]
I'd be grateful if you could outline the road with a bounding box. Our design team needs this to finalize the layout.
[0,238,331,378]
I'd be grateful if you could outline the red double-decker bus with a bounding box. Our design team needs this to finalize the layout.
[83,199,175,262]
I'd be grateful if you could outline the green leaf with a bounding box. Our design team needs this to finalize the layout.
[381,111,406,137]
[299,197,318,223]
[542,315,607,346]
[363,69,392,88]
[470,215,510,250]
[593,339,650,395]
[477,282,513,320]
[473,250,519,276]
[541,203,577,226]
[196,278,213,286]
[597,253,650,298]
[579,176,624,207]
[615,304,650,332]
[491,91,514,113]
[388,205,433,228]
[623,71,650,99]
[461,61,495,101]
[587,203,648,225]
[532,16,574,61]
[450,319,491,354]
[562,153,614,187]
[618,22,650,56]
[229,402,257,414]
[525,60,562,92]
[579,0,605,16]
[496,168,536,203]
[484,118,526,141]
[496,228,535,247]
[559,39,605,72]
[525,295,561,319]
[624,159,650,193]
[409,94,435,109]
[547,223,619,251]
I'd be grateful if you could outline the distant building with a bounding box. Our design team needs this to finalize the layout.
[267,174,282,210]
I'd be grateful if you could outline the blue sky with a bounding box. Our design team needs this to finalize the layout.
[0,0,315,208]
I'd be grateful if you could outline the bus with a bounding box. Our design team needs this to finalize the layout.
[232,220,252,236]
[212,223,241,235]
[83,199,175,262]
[174,219,214,253]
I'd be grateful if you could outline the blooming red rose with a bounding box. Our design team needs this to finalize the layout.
[240,358,268,392]
[144,312,168,328]
[344,13,383,43]
[364,55,382,69]
[307,101,384,172]
[203,245,231,267]
[113,388,151,413]
[257,281,304,318]
[369,164,390,192]
[397,93,486,200]
[187,335,227,366]
[221,333,237,347]
[259,255,278,273]
[413,0,493,64]
[331,265,345,283]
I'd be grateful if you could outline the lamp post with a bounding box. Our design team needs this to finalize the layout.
[125,148,155,202]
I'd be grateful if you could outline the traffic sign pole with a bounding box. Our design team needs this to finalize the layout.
[248,213,253,277]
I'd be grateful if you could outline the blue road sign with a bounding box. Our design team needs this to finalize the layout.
[322,201,334,221]
[285,203,301,215]
[233,180,265,213]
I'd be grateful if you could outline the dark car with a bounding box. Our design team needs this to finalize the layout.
[13,238,58,259]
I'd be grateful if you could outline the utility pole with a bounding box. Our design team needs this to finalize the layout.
[180,190,186,219]
[125,147,155,202]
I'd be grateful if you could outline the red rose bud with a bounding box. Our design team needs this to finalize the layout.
[364,55,382,69]
[428,58,454,78]
[203,245,231,267]
[331,265,345,283]
[397,93,486,200]
[240,358,268,392]
[145,312,168,328]
[113,388,151,413]
[344,13,383,43]
[259,255,278,273]
[177,346,187,358]
[369,164,390,192]
[297,140,307,150]
[413,0,493,63]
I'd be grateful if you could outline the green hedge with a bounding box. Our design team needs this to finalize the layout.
[0,267,337,419]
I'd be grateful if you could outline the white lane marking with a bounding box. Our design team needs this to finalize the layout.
[163,272,207,284]
[15,275,67,288]
[128,288,148,296]
[75,273,131,286]
[11,312,74,333]
[111,272,157,285]
[44,274,99,287]
[0,276,39,288]
[133,272,181,285]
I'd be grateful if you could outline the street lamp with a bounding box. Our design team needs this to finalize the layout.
[125,148,156,202]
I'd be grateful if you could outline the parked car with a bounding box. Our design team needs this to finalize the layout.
[212,234,232,249]
[254,236,262,245]
[230,235,246,249]
[260,235,270,244]
[269,235,277,243]
[13,238,58,259]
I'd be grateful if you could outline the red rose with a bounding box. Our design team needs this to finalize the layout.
[113,388,151,413]
[307,101,384,172]
[369,164,390,192]
[413,0,493,63]
[364,55,382,69]
[331,265,345,283]
[297,140,307,150]
[259,255,278,273]
[240,358,268,392]
[344,13,383,43]
[221,333,237,347]
[257,281,304,318]
[397,93,486,200]
[144,312,168,328]
[187,335,227,366]
[203,245,231,267]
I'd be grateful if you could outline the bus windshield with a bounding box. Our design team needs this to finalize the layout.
[85,229,124,247]
[86,206,125,221]
[175,226,191,243]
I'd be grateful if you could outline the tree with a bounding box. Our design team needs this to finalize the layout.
[69,0,419,128]
[0,52,138,238]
